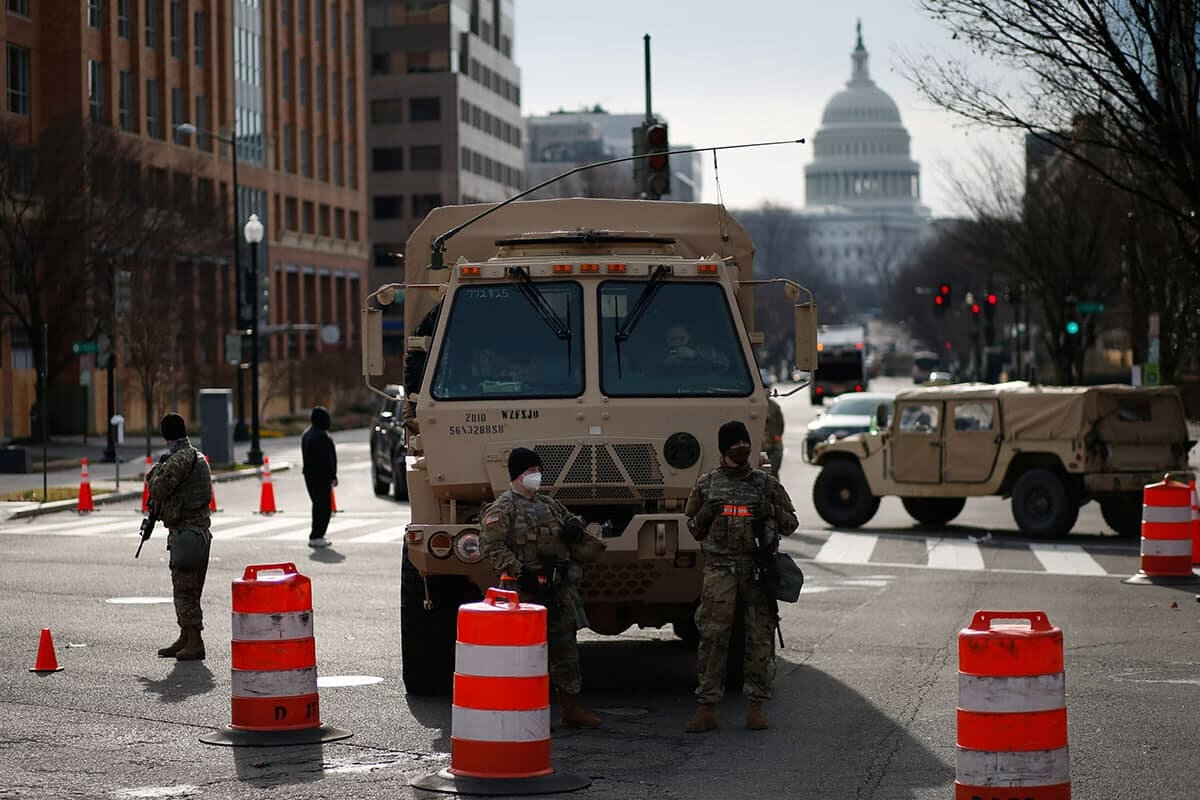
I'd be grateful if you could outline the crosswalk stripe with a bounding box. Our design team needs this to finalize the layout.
[343,527,408,544]
[216,517,302,539]
[263,516,385,541]
[925,537,986,571]
[1,518,144,537]
[1028,543,1109,576]
[814,531,879,564]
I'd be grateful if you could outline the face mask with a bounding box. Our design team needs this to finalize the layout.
[521,472,543,492]
[726,445,752,466]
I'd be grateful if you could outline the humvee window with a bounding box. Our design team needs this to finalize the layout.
[430,282,584,399]
[599,282,752,397]
[1116,398,1152,422]
[953,402,994,431]
[899,404,939,433]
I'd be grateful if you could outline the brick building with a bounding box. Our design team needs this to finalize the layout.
[0,0,368,439]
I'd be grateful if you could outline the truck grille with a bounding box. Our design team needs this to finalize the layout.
[578,564,663,600]
[532,442,666,501]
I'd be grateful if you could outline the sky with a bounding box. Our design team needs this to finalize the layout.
[514,0,1020,219]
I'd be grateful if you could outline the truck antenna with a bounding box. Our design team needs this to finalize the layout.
[428,138,806,268]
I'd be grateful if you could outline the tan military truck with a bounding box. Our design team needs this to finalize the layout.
[810,382,1192,539]
[361,198,817,694]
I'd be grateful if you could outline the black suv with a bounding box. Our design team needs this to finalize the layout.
[370,384,408,501]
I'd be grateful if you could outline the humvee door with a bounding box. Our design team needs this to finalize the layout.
[943,399,1001,482]
[892,401,943,482]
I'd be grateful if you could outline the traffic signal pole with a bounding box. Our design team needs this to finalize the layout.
[644,34,653,124]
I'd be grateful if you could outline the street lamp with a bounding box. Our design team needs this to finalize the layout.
[174,121,250,442]
[243,213,265,466]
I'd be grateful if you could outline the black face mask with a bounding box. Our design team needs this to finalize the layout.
[726,445,752,466]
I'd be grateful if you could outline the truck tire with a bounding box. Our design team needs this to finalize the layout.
[400,546,467,695]
[1011,469,1078,539]
[1099,493,1143,538]
[813,459,880,528]
[901,497,966,527]
[392,453,409,501]
[372,457,390,496]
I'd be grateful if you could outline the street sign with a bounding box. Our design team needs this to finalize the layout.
[1076,302,1106,313]
[72,341,98,354]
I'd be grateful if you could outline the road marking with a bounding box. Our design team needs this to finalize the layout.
[925,537,986,571]
[3,518,144,536]
[263,516,389,540]
[342,526,408,543]
[814,531,879,564]
[1028,543,1109,576]
[216,516,302,539]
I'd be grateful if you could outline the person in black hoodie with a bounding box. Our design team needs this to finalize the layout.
[301,406,338,548]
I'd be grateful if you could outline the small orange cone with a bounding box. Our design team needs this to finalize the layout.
[141,456,152,512]
[331,488,341,513]
[205,455,221,512]
[77,458,94,513]
[257,457,278,514]
[30,628,64,673]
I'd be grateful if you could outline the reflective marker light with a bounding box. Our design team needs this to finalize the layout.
[606,263,627,273]
[553,264,573,274]
[697,263,719,274]
[460,266,481,277]
[579,263,600,273]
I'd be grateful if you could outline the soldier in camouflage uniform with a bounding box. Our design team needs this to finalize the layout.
[147,413,213,661]
[683,420,798,732]
[480,447,603,729]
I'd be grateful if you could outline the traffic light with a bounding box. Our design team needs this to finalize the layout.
[1065,320,1080,336]
[984,291,998,320]
[933,293,946,315]
[970,301,982,316]
[643,122,670,199]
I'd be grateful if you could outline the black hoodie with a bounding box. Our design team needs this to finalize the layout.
[301,406,337,482]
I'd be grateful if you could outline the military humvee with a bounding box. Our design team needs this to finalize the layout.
[361,198,818,694]
[810,382,1193,538]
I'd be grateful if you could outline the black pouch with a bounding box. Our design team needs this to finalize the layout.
[168,528,211,570]
[772,552,805,603]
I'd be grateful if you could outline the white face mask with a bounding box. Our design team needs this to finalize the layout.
[521,472,543,492]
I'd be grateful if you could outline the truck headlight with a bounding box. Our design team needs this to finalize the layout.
[454,530,483,563]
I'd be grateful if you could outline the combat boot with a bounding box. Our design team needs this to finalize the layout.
[175,626,206,661]
[558,691,601,729]
[157,628,186,658]
[684,703,718,733]
[745,701,768,730]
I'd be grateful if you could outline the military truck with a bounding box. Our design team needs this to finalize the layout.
[810,382,1192,539]
[361,198,817,693]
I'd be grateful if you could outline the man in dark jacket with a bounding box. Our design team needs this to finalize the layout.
[301,406,337,548]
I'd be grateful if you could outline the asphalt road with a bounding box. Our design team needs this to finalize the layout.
[1,377,1198,799]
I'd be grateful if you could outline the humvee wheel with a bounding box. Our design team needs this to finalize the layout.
[1011,469,1078,539]
[392,453,409,501]
[372,450,390,496]
[1099,493,1143,538]
[813,459,880,528]
[901,497,966,527]
[400,546,472,695]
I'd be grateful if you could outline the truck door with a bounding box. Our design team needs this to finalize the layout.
[943,400,1000,482]
[891,401,943,483]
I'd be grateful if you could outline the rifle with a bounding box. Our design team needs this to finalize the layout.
[135,505,159,558]
[752,516,785,649]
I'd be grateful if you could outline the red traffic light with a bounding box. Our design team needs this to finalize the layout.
[970,303,981,314]
[647,153,668,170]
[986,292,998,305]
[646,124,668,147]
[939,283,950,295]
[934,295,945,306]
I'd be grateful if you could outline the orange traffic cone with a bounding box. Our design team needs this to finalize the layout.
[331,488,341,513]
[257,457,278,514]
[77,458,94,513]
[29,628,64,673]
[141,456,152,512]
[205,455,221,512]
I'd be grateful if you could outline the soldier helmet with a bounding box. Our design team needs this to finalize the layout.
[717,420,751,454]
[160,412,186,441]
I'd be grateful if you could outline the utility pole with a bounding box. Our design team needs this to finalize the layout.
[644,34,653,124]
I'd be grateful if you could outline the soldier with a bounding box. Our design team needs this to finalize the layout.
[765,398,785,477]
[683,420,798,732]
[480,447,603,729]
[301,405,338,548]
[148,413,213,661]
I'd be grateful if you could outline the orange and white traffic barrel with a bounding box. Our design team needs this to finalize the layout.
[1191,480,1199,566]
[412,587,590,795]
[956,610,1070,800]
[1123,476,1199,585]
[200,563,351,747]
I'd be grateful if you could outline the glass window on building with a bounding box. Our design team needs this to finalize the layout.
[344,9,352,51]
[281,49,292,101]
[299,57,309,105]
[334,207,345,239]
[409,96,440,122]
[411,194,441,219]
[7,1,29,17]
[373,243,403,267]
[316,67,325,112]
[169,0,182,58]
[88,60,105,122]
[298,0,307,33]
[283,124,295,173]
[171,87,185,143]
[117,0,129,37]
[301,129,311,177]
[330,3,339,49]
[333,140,343,185]
[318,203,330,236]
[459,98,469,122]
[317,133,327,181]
[330,71,339,115]
[410,145,441,171]
[118,70,134,131]
[370,98,403,124]
[373,195,403,219]
[194,94,208,150]
[284,196,298,230]
[348,144,357,189]
[346,78,354,117]
[372,147,403,171]
[88,0,103,29]
[281,0,289,25]
[314,0,323,44]
[145,79,160,138]
[145,0,158,49]
[302,200,315,233]
[194,11,206,67]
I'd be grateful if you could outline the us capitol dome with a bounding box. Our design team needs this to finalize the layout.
[802,22,931,286]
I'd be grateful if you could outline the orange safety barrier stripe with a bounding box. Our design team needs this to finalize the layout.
[956,707,1067,752]
[1140,555,1194,574]
[959,637,1063,677]
[231,638,317,671]
[232,591,313,614]
[1144,483,1191,506]
[955,781,1071,800]
[457,610,547,647]
[1140,523,1192,539]
[453,674,550,712]
[449,737,553,779]
[231,692,321,731]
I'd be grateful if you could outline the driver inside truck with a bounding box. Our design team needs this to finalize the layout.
[663,324,729,370]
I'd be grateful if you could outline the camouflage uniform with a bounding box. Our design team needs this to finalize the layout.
[765,400,785,477]
[685,464,798,703]
[148,439,213,630]
[480,489,590,695]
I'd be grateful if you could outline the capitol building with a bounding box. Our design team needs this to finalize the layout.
[802,23,931,286]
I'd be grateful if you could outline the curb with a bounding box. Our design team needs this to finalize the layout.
[5,461,293,520]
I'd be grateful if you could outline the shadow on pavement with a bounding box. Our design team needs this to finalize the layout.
[232,742,327,788]
[309,547,347,564]
[137,659,216,702]
[405,696,452,753]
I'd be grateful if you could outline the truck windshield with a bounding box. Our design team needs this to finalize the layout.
[430,282,584,400]
[599,282,752,397]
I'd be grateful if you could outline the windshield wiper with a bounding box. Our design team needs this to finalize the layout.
[613,265,670,377]
[507,267,573,374]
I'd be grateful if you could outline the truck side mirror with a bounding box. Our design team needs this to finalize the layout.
[362,307,385,376]
[876,404,890,429]
[793,301,818,373]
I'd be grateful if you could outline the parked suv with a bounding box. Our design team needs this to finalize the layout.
[810,382,1192,538]
[370,384,408,501]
